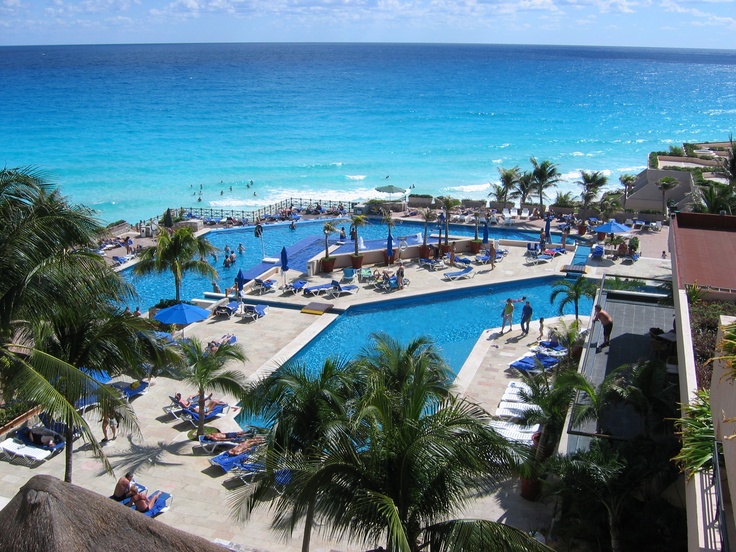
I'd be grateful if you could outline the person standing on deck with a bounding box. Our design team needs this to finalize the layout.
[520,301,533,335]
[593,305,613,351]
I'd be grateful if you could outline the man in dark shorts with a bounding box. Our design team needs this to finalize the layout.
[592,304,613,351]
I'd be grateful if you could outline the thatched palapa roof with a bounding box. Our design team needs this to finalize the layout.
[0,475,224,552]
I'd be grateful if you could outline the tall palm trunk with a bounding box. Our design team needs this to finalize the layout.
[64,425,74,483]
[301,497,316,552]
[607,507,622,552]
[197,390,206,436]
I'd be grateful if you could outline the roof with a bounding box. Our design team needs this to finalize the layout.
[0,475,224,552]
[672,212,736,293]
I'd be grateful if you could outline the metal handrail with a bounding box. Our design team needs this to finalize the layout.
[713,440,730,552]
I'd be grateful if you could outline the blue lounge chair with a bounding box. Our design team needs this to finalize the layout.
[130,491,172,517]
[327,280,359,298]
[419,258,447,270]
[526,253,554,265]
[111,380,150,401]
[591,245,605,260]
[198,430,254,454]
[303,282,334,296]
[214,301,240,318]
[284,280,307,294]
[444,266,474,281]
[180,403,229,426]
[453,256,473,266]
[253,279,276,295]
[210,449,259,473]
[509,353,559,373]
[39,413,81,441]
[342,268,357,283]
[241,304,268,321]
[15,427,65,454]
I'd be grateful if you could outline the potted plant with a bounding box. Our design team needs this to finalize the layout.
[470,210,483,254]
[628,236,639,255]
[349,214,367,269]
[418,207,438,258]
[438,196,460,253]
[321,222,337,273]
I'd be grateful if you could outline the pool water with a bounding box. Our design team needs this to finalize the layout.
[290,275,593,376]
[123,219,546,310]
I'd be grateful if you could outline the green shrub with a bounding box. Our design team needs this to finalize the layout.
[0,401,35,427]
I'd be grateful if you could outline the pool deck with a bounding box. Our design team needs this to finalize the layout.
[0,218,672,551]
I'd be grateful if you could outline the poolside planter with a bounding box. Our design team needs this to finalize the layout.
[384,251,395,265]
[418,245,432,258]
[321,257,336,273]
[469,240,483,254]
[440,244,452,254]
[520,477,542,501]
[350,255,364,269]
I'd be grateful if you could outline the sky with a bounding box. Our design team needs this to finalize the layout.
[0,0,735,50]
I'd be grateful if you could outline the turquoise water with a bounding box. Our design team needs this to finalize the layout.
[2,43,735,224]
[123,219,547,309]
[290,276,592,375]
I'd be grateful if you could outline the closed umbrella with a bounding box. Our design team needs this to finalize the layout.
[544,215,552,240]
[235,269,247,293]
[386,229,394,265]
[280,246,289,289]
[482,221,489,245]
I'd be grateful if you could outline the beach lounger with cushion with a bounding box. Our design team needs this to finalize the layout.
[444,266,475,281]
[490,425,537,444]
[214,301,240,318]
[327,280,359,298]
[1,427,65,465]
[303,283,334,296]
[111,380,150,401]
[129,491,172,517]
[163,396,185,420]
[197,431,253,454]
[509,353,560,374]
[419,258,447,271]
[252,279,276,295]
[241,304,268,321]
[180,403,230,426]
[494,401,541,420]
[283,280,307,294]
[525,253,554,265]
[489,420,540,434]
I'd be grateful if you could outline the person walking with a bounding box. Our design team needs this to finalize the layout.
[592,304,614,351]
[488,242,496,270]
[500,298,515,334]
[520,300,533,335]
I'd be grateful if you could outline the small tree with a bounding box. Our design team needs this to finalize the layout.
[322,222,337,260]
[418,207,437,248]
[550,277,598,320]
[349,214,367,257]
[437,196,460,246]
[656,177,679,216]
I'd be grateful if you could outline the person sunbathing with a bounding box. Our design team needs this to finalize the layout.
[130,486,162,513]
[226,436,266,456]
[28,428,56,448]
[189,398,227,414]
[204,430,254,442]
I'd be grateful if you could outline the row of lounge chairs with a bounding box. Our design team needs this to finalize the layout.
[214,301,268,320]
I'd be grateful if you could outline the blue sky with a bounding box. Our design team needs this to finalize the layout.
[1,0,735,49]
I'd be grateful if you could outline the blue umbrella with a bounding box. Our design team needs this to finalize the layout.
[594,221,632,234]
[544,215,552,240]
[280,246,290,289]
[154,303,210,326]
[235,268,247,292]
[482,221,489,244]
[386,229,394,263]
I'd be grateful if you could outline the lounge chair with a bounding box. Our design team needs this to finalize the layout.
[252,279,276,295]
[419,258,447,271]
[180,403,230,427]
[39,413,81,441]
[376,276,409,292]
[490,425,537,444]
[525,253,554,266]
[130,491,172,517]
[519,208,530,220]
[327,280,359,298]
[509,353,559,374]
[453,256,474,267]
[359,268,376,283]
[214,301,240,318]
[111,380,150,401]
[342,268,357,283]
[489,420,540,434]
[163,395,185,420]
[197,430,254,454]
[2,427,65,465]
[590,245,605,260]
[303,282,334,296]
[241,304,268,321]
[283,280,307,294]
[494,401,541,420]
[209,448,260,473]
[444,266,474,281]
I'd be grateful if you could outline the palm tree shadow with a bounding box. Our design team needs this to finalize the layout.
[98,435,192,476]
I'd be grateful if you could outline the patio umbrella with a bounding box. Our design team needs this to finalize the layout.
[154,303,210,326]
[386,229,394,264]
[235,268,247,293]
[594,221,632,234]
[280,246,289,289]
[544,215,552,240]
[375,184,406,196]
[482,221,489,245]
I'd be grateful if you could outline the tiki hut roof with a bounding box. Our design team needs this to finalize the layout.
[0,475,224,552]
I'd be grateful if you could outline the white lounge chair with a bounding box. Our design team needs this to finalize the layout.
[494,401,541,420]
[444,266,474,281]
[1,438,52,465]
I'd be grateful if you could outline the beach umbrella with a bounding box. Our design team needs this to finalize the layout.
[235,268,247,292]
[544,215,552,240]
[482,221,489,245]
[594,221,632,234]
[386,229,394,264]
[280,246,289,289]
[376,184,406,201]
[154,303,209,327]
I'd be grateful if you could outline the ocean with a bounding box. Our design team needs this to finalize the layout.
[2,42,735,224]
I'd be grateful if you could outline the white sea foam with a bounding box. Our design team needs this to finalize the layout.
[445,183,490,194]
[346,175,367,180]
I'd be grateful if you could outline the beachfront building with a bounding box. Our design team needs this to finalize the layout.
[624,168,697,215]
[669,211,736,551]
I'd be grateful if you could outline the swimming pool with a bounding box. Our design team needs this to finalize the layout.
[122,219,547,310]
[289,275,593,376]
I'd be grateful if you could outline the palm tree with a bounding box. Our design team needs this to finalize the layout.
[509,170,535,206]
[495,166,520,207]
[530,157,561,212]
[237,357,358,552]
[349,214,368,257]
[437,196,460,247]
[655,176,679,216]
[619,173,636,211]
[418,207,438,249]
[178,337,247,436]
[551,191,577,208]
[556,370,624,435]
[0,168,146,481]
[576,170,608,211]
[133,226,218,303]
[549,277,598,321]
[597,192,622,221]
[322,221,337,259]
[722,133,736,187]
[487,183,506,204]
[694,183,733,214]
